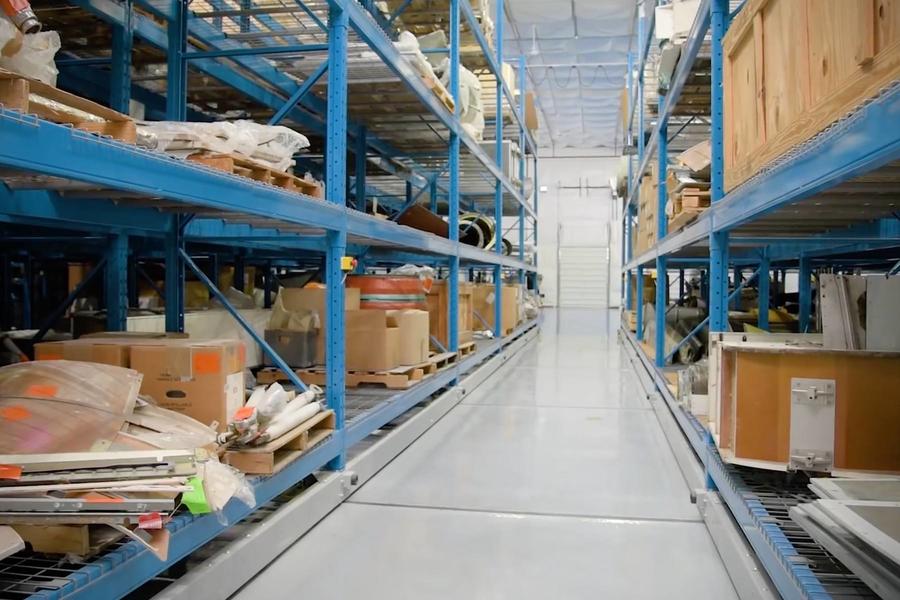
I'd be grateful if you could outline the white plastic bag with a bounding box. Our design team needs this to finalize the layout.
[0,31,60,86]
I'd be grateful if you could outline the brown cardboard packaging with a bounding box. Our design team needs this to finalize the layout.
[276,287,361,364]
[426,281,473,349]
[387,309,430,365]
[129,339,245,432]
[345,310,399,372]
[34,338,130,367]
[472,284,520,334]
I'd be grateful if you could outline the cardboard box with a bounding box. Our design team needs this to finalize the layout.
[129,339,245,432]
[34,338,130,367]
[472,284,520,334]
[264,329,317,368]
[275,287,361,364]
[387,309,430,365]
[426,281,474,350]
[345,310,399,372]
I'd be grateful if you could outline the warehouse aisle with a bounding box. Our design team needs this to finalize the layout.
[234,309,738,599]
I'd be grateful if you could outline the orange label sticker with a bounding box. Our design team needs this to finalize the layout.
[192,351,221,375]
[82,492,125,504]
[233,406,254,421]
[0,405,31,421]
[238,343,246,366]
[0,465,22,479]
[37,352,63,360]
[23,384,58,398]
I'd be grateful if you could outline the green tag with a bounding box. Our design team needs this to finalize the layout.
[182,477,211,514]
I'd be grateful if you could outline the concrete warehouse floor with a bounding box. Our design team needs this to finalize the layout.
[232,309,737,599]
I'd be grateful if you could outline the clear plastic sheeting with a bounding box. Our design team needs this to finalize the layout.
[136,120,310,173]
[0,21,60,86]
[0,360,141,454]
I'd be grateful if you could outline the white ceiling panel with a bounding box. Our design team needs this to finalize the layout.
[503,0,638,150]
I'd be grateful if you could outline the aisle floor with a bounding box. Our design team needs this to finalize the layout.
[233,309,738,599]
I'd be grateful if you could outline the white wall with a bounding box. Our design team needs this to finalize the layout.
[535,153,622,307]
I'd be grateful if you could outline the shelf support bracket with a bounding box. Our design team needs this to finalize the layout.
[105,233,129,331]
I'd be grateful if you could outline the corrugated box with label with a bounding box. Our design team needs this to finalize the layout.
[275,287,361,364]
[129,339,245,432]
[386,309,430,365]
[345,310,399,372]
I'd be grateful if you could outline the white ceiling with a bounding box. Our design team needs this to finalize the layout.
[502,0,637,152]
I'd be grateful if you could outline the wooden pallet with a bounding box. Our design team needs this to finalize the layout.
[0,68,136,143]
[257,360,436,390]
[458,341,476,356]
[13,524,124,557]
[187,152,323,197]
[428,350,458,369]
[422,72,456,113]
[225,410,335,474]
[668,207,706,232]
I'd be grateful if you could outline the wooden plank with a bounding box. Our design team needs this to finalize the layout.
[225,411,335,475]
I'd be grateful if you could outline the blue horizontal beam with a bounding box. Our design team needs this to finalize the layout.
[32,436,342,600]
[186,43,329,59]
[624,84,900,270]
[0,112,534,271]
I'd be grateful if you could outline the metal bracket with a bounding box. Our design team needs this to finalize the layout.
[789,378,836,472]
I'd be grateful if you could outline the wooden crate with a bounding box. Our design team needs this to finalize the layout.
[188,153,322,197]
[723,0,900,191]
[0,68,136,143]
[225,410,335,474]
[716,343,900,475]
[426,281,473,350]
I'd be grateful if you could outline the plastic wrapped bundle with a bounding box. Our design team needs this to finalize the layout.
[137,120,310,173]
[0,360,142,454]
[0,20,60,86]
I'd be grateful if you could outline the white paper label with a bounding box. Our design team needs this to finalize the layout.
[224,371,245,417]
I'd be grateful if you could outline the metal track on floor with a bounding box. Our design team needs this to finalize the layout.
[620,327,876,600]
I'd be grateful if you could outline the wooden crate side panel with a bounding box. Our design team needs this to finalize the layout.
[733,353,790,463]
[725,31,761,181]
[832,354,900,471]
[807,0,874,105]
[724,0,900,191]
[877,0,900,51]
[761,0,810,139]
[730,351,900,471]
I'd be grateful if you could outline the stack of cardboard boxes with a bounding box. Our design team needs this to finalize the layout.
[266,287,431,372]
[35,337,244,432]
[472,283,521,335]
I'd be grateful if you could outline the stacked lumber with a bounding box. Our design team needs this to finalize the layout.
[666,140,711,232]
[636,165,658,255]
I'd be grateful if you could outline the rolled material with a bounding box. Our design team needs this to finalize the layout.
[258,401,321,442]
[346,275,427,309]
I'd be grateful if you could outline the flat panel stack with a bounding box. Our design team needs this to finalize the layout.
[666,140,711,232]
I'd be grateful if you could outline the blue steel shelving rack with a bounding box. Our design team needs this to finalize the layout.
[0,0,540,597]
[620,1,900,599]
